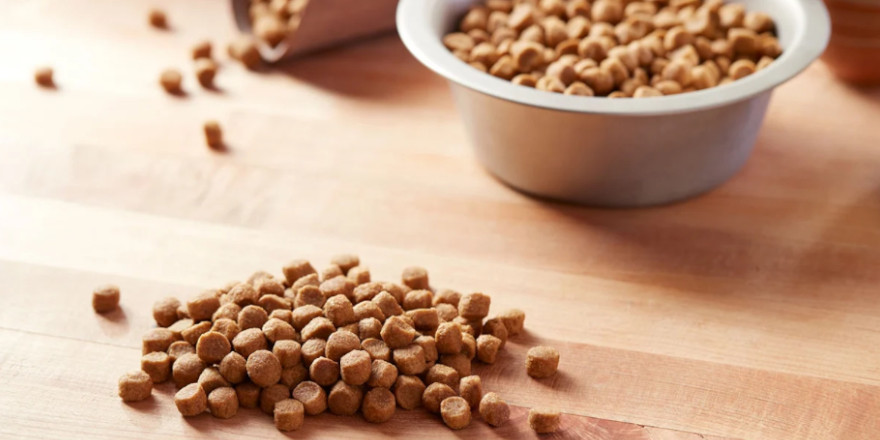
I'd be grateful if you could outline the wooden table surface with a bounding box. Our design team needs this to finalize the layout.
[1,1,879,439]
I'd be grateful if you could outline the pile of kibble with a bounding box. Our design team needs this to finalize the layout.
[247,0,311,48]
[110,255,563,433]
[443,0,781,97]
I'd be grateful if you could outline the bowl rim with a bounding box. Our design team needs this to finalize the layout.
[397,0,831,116]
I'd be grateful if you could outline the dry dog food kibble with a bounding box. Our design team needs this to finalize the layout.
[117,256,543,433]
[118,370,152,402]
[526,346,560,378]
[159,69,183,95]
[148,8,167,29]
[274,398,305,431]
[192,40,212,60]
[529,407,562,434]
[175,383,207,416]
[92,284,120,313]
[479,392,510,427]
[440,396,472,430]
[34,66,54,88]
[203,120,223,150]
[445,0,781,97]
[194,58,218,88]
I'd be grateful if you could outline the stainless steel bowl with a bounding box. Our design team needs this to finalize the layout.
[397,0,830,206]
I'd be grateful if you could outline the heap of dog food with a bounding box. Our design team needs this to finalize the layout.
[111,255,562,433]
[443,0,781,97]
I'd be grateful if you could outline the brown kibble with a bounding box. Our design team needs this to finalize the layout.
[198,367,230,394]
[142,328,177,355]
[274,399,305,431]
[353,301,385,322]
[272,340,302,368]
[441,396,472,430]
[212,303,241,322]
[293,381,328,415]
[219,351,247,384]
[372,291,404,318]
[256,277,285,298]
[458,293,490,320]
[508,3,536,31]
[529,407,562,433]
[381,316,416,349]
[580,66,615,95]
[393,375,425,410]
[235,382,261,409]
[497,309,525,336]
[309,356,340,386]
[208,387,238,419]
[92,285,120,314]
[291,304,324,330]
[118,370,152,402]
[194,58,217,89]
[480,392,511,427]
[461,333,477,360]
[232,328,268,358]
[324,294,356,327]
[328,381,363,416]
[210,318,240,342]
[187,291,220,322]
[565,81,595,96]
[152,297,180,327]
[482,318,509,348]
[393,344,426,376]
[422,382,456,414]
[347,266,371,285]
[269,308,293,325]
[400,267,428,290]
[301,316,336,341]
[526,345,560,378]
[510,41,544,71]
[362,387,395,423]
[362,338,391,362]
[443,33,476,53]
[192,40,212,60]
[260,383,291,414]
[476,334,502,364]
[369,359,399,388]
[159,69,183,95]
[228,283,258,306]
[461,7,489,32]
[281,364,307,388]
[440,353,472,377]
[756,55,774,71]
[282,259,316,285]
[435,303,459,322]
[489,55,517,80]
[729,58,756,80]
[744,11,774,33]
[34,66,54,88]
[719,3,745,28]
[141,352,172,383]
[655,79,683,95]
[728,27,758,56]
[358,317,382,340]
[175,383,207,416]
[294,285,325,308]
[340,350,372,386]
[148,8,167,29]
[459,375,483,409]
[173,353,206,387]
[403,290,432,311]
[353,282,384,303]
[167,340,195,362]
[426,364,460,389]
[247,349,282,387]
[414,335,439,364]
[322,265,344,282]
[329,254,359,274]
[592,0,623,24]
[301,338,327,367]
[196,331,231,364]
[433,289,461,307]
[262,318,296,343]
[181,321,211,346]
[634,85,663,97]
[406,308,440,332]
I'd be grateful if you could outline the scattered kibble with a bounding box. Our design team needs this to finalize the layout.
[92,284,120,313]
[528,407,562,434]
[194,58,218,88]
[440,396,471,430]
[444,0,782,97]
[228,37,262,70]
[34,66,54,88]
[274,398,304,431]
[159,69,183,95]
[192,40,212,60]
[203,120,223,150]
[526,345,560,378]
[479,392,510,427]
[148,8,167,29]
[175,383,208,416]
[208,387,239,419]
[118,370,152,402]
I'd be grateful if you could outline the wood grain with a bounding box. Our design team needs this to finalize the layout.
[0,0,879,439]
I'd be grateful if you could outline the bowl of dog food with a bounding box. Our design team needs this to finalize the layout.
[397,0,830,207]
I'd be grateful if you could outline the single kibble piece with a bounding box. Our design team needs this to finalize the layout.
[187,291,220,322]
[422,382,456,414]
[320,276,356,301]
[426,364,460,389]
[235,382,261,409]
[321,264,344,281]
[340,350,372,386]
[260,383,291,414]
[159,69,183,95]
[34,66,54,88]
[479,392,510,427]
[269,308,293,324]
[274,398,305,431]
[526,346,560,378]
[433,289,461,307]
[174,383,207,416]
[459,375,483,409]
[168,319,194,340]
[247,349,282,387]
[407,308,440,332]
[228,283,258,306]
[362,387,395,423]
[118,370,152,402]
[198,367,230,394]
[362,337,391,362]
[148,8,167,29]
[196,331,231,364]
[309,356,340,386]
[173,353,206,387]
[529,407,562,433]
[435,322,463,354]
[192,40,212,60]
[354,301,385,322]
[92,284,120,314]
[301,338,327,367]
[461,333,476,360]
[441,396,471,430]
[282,259,316,285]
[328,381,364,416]
[414,335,438,364]
[291,304,324,330]
[435,303,458,322]
[232,328,268,358]
[208,387,239,419]
[403,290,433,311]
[203,120,223,150]
[141,352,172,383]
[394,375,426,410]
[368,359,399,388]
[153,297,181,327]
[393,344,426,376]
[212,303,241,322]
[263,318,296,343]
[330,254,360,274]
[167,340,195,362]
[482,318,509,348]
[281,363,308,388]
[292,381,327,415]
[181,321,212,346]
[142,327,177,355]
[348,266,371,285]
[401,266,429,290]
[273,340,302,368]
[476,334,503,364]
[458,293,490,320]
[324,294,356,327]
[219,351,247,384]
[497,308,525,336]
[211,318,240,342]
[302,316,336,341]
[372,291,404,318]
[440,353,471,377]
[194,58,218,88]
[381,316,416,349]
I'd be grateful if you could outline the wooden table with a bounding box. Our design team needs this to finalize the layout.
[1,1,878,439]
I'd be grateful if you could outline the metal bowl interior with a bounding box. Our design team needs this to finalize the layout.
[397,0,830,116]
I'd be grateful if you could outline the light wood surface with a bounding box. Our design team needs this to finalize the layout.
[1,1,879,439]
